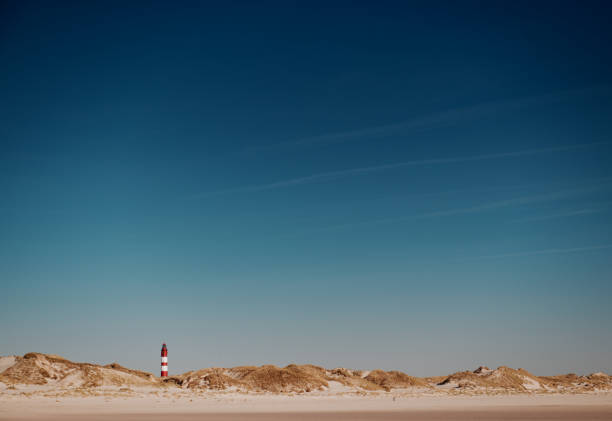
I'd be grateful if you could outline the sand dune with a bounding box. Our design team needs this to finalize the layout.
[2,355,611,420]
[0,353,156,389]
[1,353,610,396]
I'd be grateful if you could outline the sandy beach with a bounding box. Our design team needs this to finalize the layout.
[2,393,612,420]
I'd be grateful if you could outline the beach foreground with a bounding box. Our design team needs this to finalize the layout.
[2,393,612,420]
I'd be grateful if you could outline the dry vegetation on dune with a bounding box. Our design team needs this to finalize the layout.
[171,365,431,393]
[437,366,612,393]
[178,364,330,392]
[364,370,429,391]
[438,366,544,391]
[539,372,612,392]
[1,353,611,396]
[326,368,382,391]
[0,353,157,388]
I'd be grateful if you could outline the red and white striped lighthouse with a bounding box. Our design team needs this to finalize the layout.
[160,343,168,377]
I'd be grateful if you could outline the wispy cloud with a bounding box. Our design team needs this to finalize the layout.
[451,244,612,262]
[247,86,610,152]
[418,190,580,218]
[193,141,609,198]
[320,187,599,231]
[510,208,606,223]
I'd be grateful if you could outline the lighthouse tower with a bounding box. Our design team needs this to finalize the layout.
[160,343,168,377]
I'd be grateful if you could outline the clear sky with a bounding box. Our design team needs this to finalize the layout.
[1,1,611,377]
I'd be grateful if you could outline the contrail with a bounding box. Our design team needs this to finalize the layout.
[194,141,610,198]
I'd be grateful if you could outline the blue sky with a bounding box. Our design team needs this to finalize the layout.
[1,1,611,376]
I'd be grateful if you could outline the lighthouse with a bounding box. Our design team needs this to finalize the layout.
[161,343,168,377]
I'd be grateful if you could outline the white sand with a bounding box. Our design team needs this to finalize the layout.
[0,357,16,374]
[1,390,611,418]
